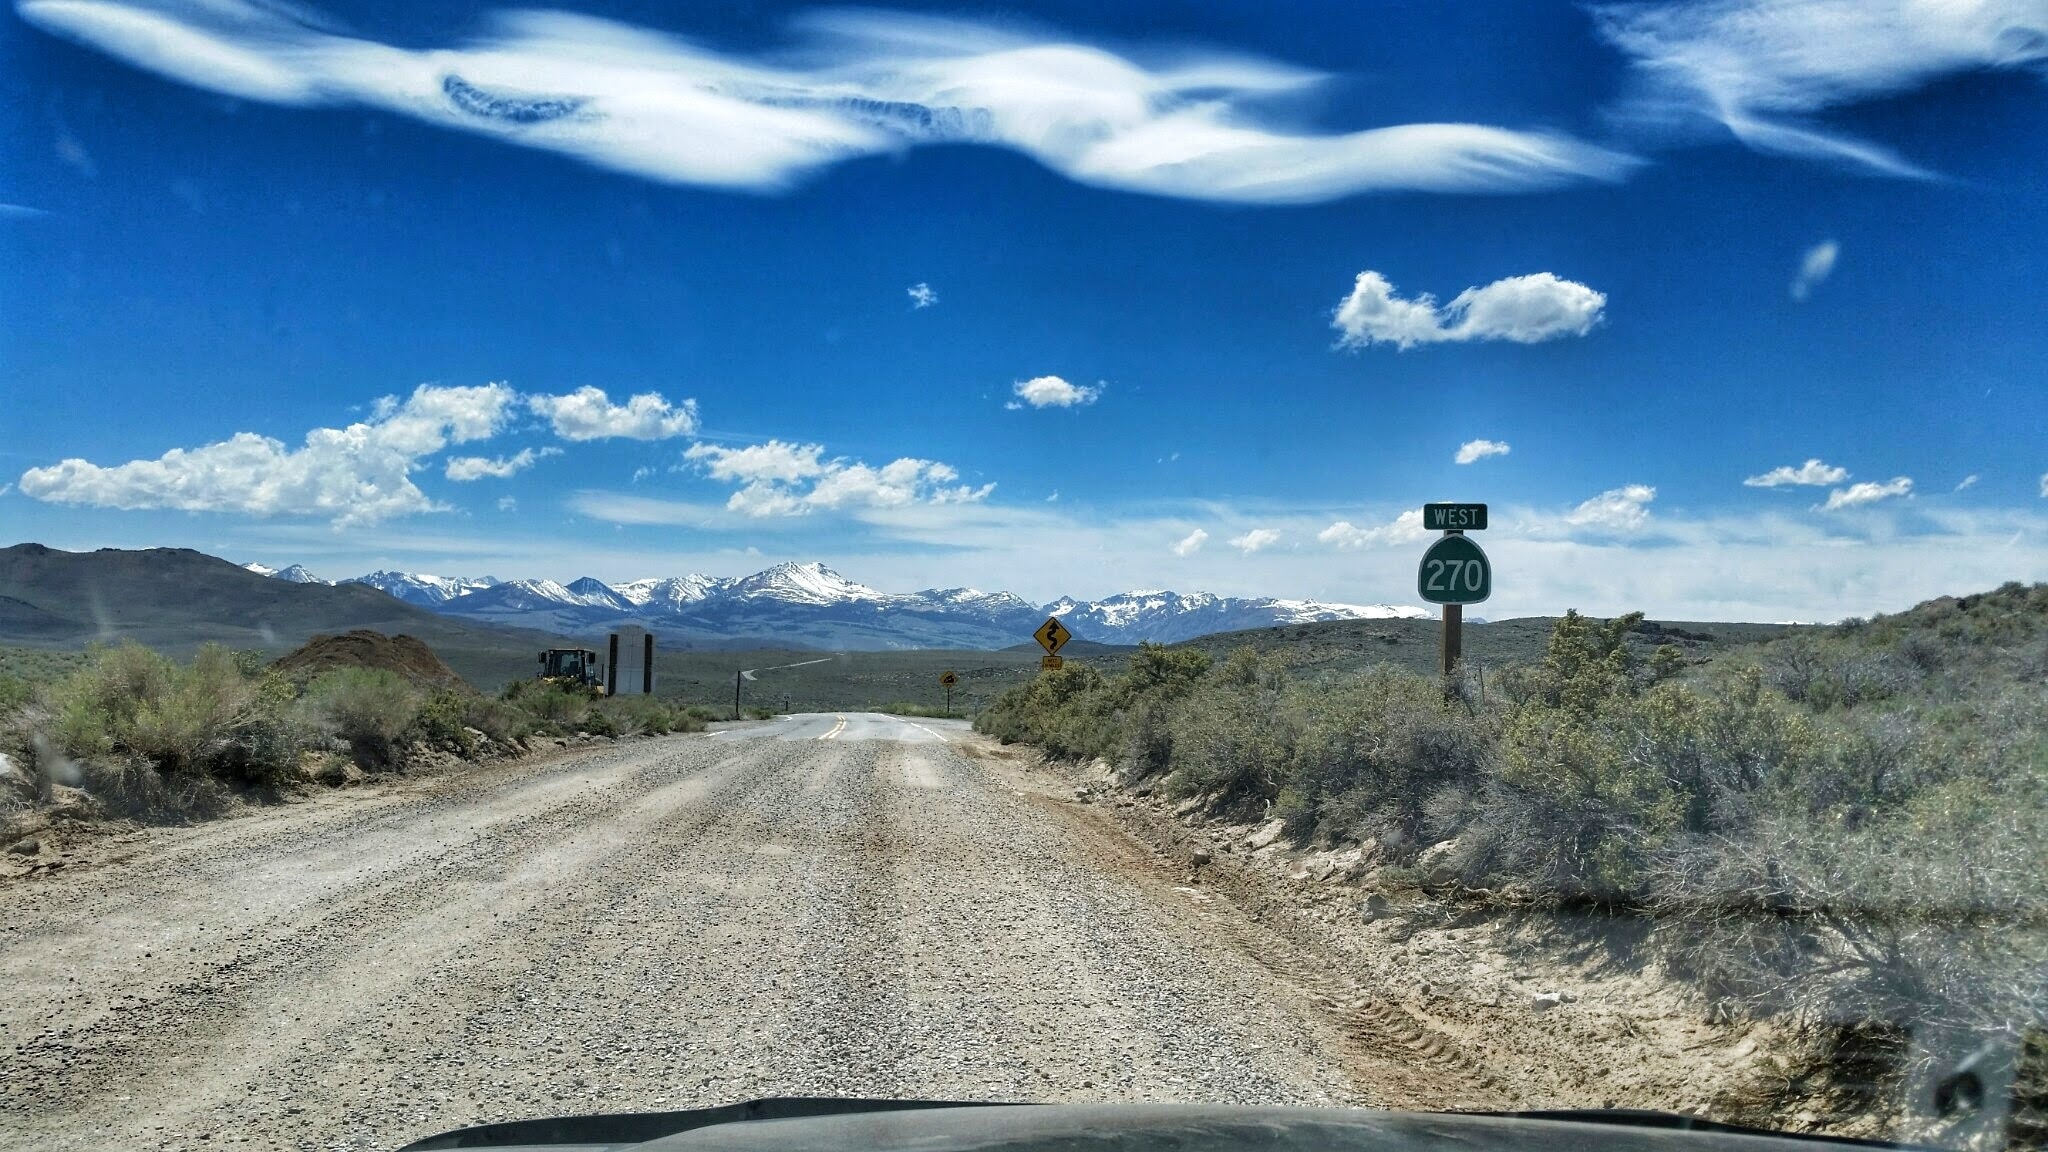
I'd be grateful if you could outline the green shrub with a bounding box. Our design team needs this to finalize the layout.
[591,696,705,736]
[1282,667,1493,849]
[41,642,305,788]
[971,594,2048,1075]
[501,678,593,733]
[409,690,480,756]
[78,757,232,821]
[1160,650,1293,815]
[0,674,33,714]
[301,667,421,768]
[460,695,536,746]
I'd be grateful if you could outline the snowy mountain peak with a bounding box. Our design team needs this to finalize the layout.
[729,561,884,606]
[245,562,328,584]
[615,574,726,608]
[344,570,498,607]
[245,558,1432,648]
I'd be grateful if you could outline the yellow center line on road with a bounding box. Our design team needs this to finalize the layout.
[816,715,847,741]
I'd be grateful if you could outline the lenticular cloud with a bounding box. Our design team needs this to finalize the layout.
[18,0,1636,203]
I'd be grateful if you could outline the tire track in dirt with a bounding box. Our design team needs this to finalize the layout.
[972,747,1508,1111]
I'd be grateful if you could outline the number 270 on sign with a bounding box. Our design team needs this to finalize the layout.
[1423,558,1485,594]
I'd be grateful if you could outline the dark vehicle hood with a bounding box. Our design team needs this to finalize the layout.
[398,1098,1927,1152]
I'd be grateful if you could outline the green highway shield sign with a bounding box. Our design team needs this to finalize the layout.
[1418,534,1492,605]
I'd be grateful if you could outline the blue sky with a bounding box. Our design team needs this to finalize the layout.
[3,0,2045,620]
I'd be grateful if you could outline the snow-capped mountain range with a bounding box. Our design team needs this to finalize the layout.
[246,561,1428,650]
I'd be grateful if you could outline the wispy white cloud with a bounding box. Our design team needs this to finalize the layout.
[1744,458,1848,488]
[1955,474,1978,492]
[1790,240,1838,301]
[17,0,1636,204]
[1007,375,1102,409]
[2038,471,2047,499]
[682,438,991,517]
[497,495,517,511]
[0,203,49,220]
[1595,0,2048,177]
[445,446,561,481]
[1455,438,1510,465]
[1822,476,1913,510]
[1171,528,1208,557]
[1228,527,1281,554]
[907,282,937,309]
[17,382,517,527]
[1564,484,1656,532]
[528,386,698,441]
[1333,271,1606,350]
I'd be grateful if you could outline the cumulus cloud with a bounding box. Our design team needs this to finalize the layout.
[17,1,1636,205]
[683,439,990,517]
[1822,477,1913,510]
[1566,484,1656,532]
[1744,458,1849,488]
[1316,522,1375,549]
[1455,439,1510,465]
[1790,241,1838,301]
[1008,375,1102,409]
[17,382,516,527]
[1318,510,1427,550]
[1595,0,2048,178]
[445,446,561,481]
[1171,528,1208,557]
[1229,528,1281,554]
[1333,271,1606,350]
[907,282,937,309]
[529,387,698,441]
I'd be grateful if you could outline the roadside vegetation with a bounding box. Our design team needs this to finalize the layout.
[0,642,710,823]
[979,583,2048,1124]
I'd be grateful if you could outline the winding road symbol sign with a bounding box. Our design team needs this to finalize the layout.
[939,671,958,687]
[1034,616,1072,655]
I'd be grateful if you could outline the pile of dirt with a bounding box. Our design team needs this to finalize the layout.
[269,630,476,694]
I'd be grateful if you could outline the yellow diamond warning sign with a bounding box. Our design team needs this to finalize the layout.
[1034,616,1072,655]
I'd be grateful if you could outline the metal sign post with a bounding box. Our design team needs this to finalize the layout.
[1416,506,1492,689]
[733,667,759,721]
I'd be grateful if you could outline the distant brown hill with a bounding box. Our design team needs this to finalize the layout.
[269,630,476,694]
[0,544,557,656]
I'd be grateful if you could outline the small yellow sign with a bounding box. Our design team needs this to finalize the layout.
[1033,616,1073,655]
[1041,655,1064,671]
[939,671,958,687]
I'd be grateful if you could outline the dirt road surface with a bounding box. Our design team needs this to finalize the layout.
[2,715,1373,1151]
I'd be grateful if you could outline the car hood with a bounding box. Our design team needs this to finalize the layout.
[397,1098,1926,1152]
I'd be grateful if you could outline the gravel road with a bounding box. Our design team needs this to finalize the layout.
[1,714,1365,1151]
